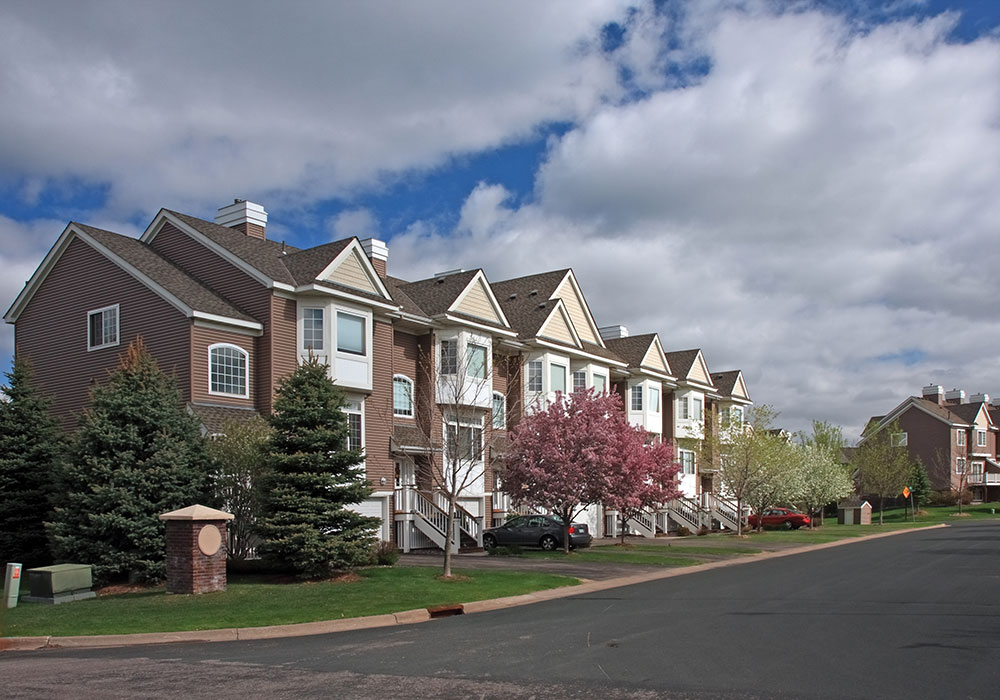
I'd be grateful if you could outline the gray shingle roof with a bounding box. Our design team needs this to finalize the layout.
[282,239,353,285]
[385,276,431,318]
[166,210,300,286]
[188,403,261,435]
[604,334,661,370]
[77,224,256,322]
[711,370,742,398]
[664,349,702,380]
[394,270,480,317]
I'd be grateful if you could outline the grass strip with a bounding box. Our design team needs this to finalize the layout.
[0,567,577,638]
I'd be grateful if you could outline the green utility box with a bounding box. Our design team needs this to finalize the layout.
[25,564,96,604]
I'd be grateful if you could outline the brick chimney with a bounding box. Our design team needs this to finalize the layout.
[922,384,943,406]
[215,199,267,240]
[944,388,966,406]
[360,238,388,277]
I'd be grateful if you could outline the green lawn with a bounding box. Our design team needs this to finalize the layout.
[512,542,760,567]
[0,567,577,638]
[876,502,1000,523]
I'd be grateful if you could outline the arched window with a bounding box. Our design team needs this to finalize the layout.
[393,375,414,417]
[209,343,249,397]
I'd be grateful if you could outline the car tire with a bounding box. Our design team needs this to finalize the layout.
[791,524,801,530]
[540,535,558,551]
[784,521,793,530]
[483,534,498,550]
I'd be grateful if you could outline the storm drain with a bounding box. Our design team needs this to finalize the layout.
[427,604,465,618]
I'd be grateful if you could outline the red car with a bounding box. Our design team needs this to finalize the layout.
[748,507,811,530]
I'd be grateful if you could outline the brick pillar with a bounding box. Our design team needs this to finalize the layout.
[159,505,234,595]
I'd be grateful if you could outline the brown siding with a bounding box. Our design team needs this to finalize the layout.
[150,221,283,414]
[365,318,394,488]
[15,237,191,430]
[190,325,258,407]
[899,408,954,490]
[663,387,676,442]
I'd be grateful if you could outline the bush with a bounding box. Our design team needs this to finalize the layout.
[370,541,400,566]
[929,489,973,506]
[697,525,710,536]
[487,545,523,557]
[675,526,692,537]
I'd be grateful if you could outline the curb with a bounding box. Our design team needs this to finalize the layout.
[1,524,948,651]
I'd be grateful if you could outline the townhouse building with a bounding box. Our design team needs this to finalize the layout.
[5,200,755,549]
[861,384,1000,502]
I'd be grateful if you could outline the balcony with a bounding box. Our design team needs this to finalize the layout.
[967,473,1000,485]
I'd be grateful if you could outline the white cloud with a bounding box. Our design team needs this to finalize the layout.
[328,208,378,241]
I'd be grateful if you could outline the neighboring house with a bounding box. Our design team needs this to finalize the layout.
[860,384,1000,501]
[5,199,759,548]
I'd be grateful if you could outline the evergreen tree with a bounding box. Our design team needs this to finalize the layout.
[257,357,378,578]
[910,459,933,510]
[47,339,212,584]
[0,356,64,568]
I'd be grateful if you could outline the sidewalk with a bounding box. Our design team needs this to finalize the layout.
[1,524,946,653]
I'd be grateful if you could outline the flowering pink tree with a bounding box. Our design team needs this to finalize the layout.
[503,389,629,554]
[601,429,680,544]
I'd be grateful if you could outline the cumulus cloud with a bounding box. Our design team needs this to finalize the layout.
[328,208,379,241]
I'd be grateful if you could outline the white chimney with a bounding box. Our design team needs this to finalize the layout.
[922,384,943,404]
[360,238,388,277]
[599,325,629,340]
[944,388,966,405]
[215,199,267,240]
[970,393,990,404]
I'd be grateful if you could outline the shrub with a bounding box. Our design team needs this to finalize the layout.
[675,526,692,537]
[371,540,400,566]
[697,525,710,536]
[487,545,523,557]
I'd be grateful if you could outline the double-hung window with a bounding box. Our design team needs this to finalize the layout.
[956,457,967,474]
[957,430,966,446]
[593,374,607,394]
[87,304,119,350]
[977,430,987,448]
[393,375,413,417]
[679,396,690,420]
[342,400,363,452]
[631,384,643,411]
[303,308,324,351]
[572,370,587,393]
[692,397,703,421]
[336,312,365,355]
[527,360,543,392]
[649,386,660,413]
[890,432,908,447]
[209,343,249,397]
[680,450,695,475]
[446,424,483,462]
[440,339,458,375]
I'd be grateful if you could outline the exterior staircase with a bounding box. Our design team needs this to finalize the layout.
[623,508,657,538]
[394,487,483,552]
[665,496,708,532]
[703,493,748,532]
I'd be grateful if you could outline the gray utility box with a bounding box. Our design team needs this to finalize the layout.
[25,564,96,604]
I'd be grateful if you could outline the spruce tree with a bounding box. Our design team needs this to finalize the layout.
[910,459,933,510]
[0,356,64,568]
[48,339,212,584]
[257,357,378,578]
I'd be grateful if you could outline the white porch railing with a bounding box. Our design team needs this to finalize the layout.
[433,492,484,547]
[624,508,657,538]
[967,473,1000,485]
[666,496,706,531]
[703,493,748,531]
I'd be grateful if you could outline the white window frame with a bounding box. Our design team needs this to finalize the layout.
[957,430,965,446]
[549,362,568,396]
[679,396,690,420]
[649,385,660,414]
[631,384,643,412]
[465,342,488,380]
[208,343,250,398]
[679,449,696,475]
[527,359,543,393]
[444,417,484,464]
[87,303,120,351]
[572,370,587,393]
[341,398,365,456]
[890,432,908,447]
[956,457,967,474]
[492,392,506,430]
[592,372,608,394]
[440,338,458,375]
[393,374,414,418]
[692,397,703,421]
[336,310,367,356]
[302,307,324,352]
[977,430,987,448]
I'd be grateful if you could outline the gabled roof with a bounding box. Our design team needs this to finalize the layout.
[604,334,674,379]
[862,396,972,442]
[491,268,606,348]
[384,276,431,319]
[394,270,512,333]
[711,370,751,403]
[188,402,261,436]
[152,210,300,287]
[282,239,353,284]
[664,348,716,389]
[5,222,259,330]
[950,401,993,427]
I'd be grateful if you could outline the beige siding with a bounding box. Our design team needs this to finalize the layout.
[327,250,379,295]
[539,308,577,345]
[689,352,711,384]
[732,373,750,400]
[553,276,600,345]
[15,237,191,430]
[641,341,669,374]
[453,279,501,323]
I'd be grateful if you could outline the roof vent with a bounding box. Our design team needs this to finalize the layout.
[528,289,538,297]
[508,293,517,300]
[434,268,465,278]
[538,303,546,309]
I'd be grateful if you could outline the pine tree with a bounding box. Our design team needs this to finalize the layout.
[47,339,213,584]
[257,357,378,578]
[0,356,64,568]
[910,459,933,510]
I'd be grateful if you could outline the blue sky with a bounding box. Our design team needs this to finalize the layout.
[2,1,999,439]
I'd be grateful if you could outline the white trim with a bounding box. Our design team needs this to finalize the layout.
[295,283,400,311]
[534,338,628,367]
[192,318,261,337]
[552,271,606,348]
[208,342,250,399]
[86,303,120,351]
[448,269,512,329]
[441,313,518,337]
[863,397,971,444]
[538,301,582,349]
[492,391,506,429]
[190,311,263,331]
[393,374,415,419]
[314,239,394,300]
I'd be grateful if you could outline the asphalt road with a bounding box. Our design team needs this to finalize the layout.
[4,521,999,699]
